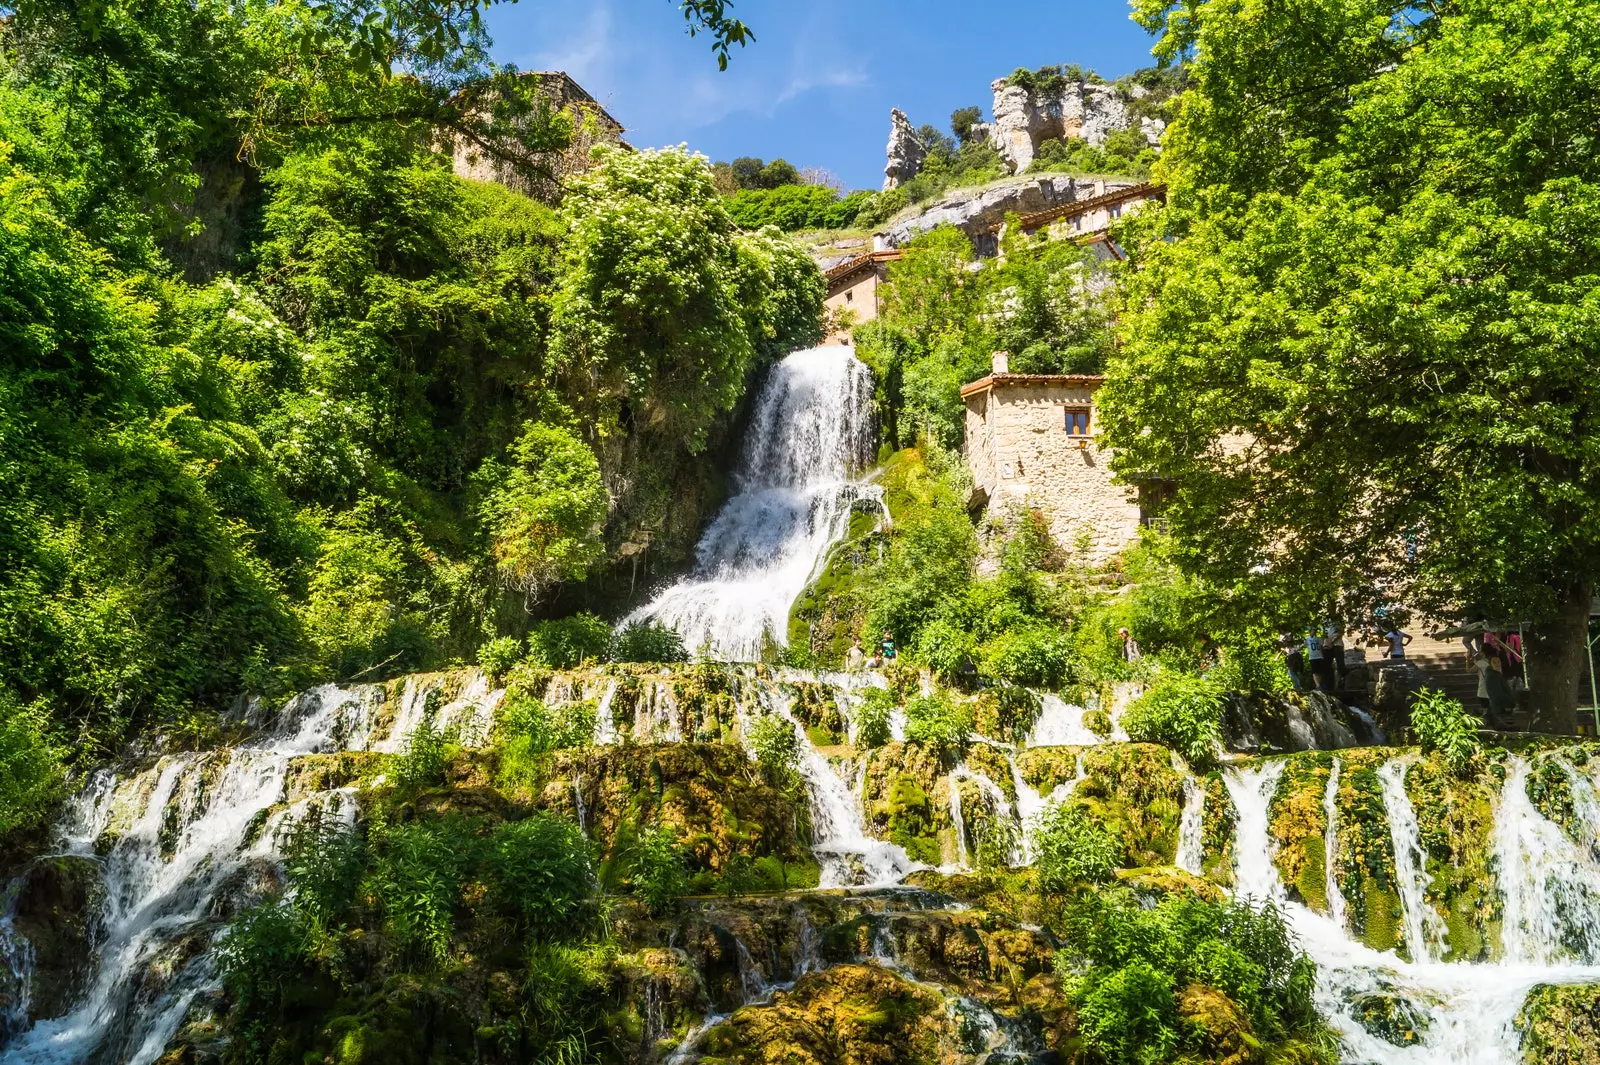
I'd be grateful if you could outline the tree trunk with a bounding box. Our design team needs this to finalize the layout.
[1525,580,1596,735]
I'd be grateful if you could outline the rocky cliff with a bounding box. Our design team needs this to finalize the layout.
[984,76,1164,173]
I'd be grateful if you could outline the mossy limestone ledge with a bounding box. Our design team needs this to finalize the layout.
[1402,753,1501,962]
[696,963,954,1065]
[1017,743,1185,867]
[1267,753,1334,914]
[536,744,818,876]
[1516,983,1600,1065]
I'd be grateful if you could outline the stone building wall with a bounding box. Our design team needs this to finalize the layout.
[962,371,1142,562]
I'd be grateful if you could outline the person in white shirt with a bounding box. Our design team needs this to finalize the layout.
[1385,628,1412,660]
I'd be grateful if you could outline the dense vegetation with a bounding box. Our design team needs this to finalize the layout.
[1102,0,1600,730]
[0,0,821,839]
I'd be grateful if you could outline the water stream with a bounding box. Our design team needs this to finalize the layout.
[626,347,879,661]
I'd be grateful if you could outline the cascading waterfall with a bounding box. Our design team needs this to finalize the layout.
[1225,756,1600,1065]
[947,775,970,870]
[1026,694,1101,747]
[0,883,33,1045]
[1376,759,1449,963]
[1493,755,1600,965]
[1322,758,1348,933]
[626,347,879,661]
[0,677,500,1065]
[1176,776,1205,876]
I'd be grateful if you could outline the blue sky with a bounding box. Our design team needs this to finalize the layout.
[484,1,1161,192]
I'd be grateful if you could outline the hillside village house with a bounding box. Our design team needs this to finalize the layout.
[962,352,1152,562]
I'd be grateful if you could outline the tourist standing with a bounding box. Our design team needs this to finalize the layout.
[1118,628,1142,663]
[1323,622,1347,684]
[1385,627,1412,661]
[880,630,897,662]
[845,637,865,672]
[1307,631,1335,693]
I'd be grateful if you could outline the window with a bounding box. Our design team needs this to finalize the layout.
[1064,407,1091,436]
[845,290,853,303]
[1110,204,1122,219]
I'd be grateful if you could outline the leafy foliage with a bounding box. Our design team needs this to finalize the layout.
[1411,689,1481,777]
[725,184,875,232]
[743,713,802,791]
[1034,803,1121,889]
[611,622,688,663]
[852,688,896,749]
[0,696,64,841]
[489,814,597,939]
[1121,673,1226,770]
[1059,891,1327,1064]
[526,614,613,669]
[477,424,607,602]
[628,824,690,915]
[1105,0,1600,730]
[903,694,974,765]
[478,636,524,678]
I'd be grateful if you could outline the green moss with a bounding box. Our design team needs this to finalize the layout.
[1516,983,1600,1064]
[1268,753,1331,914]
[885,773,941,865]
[1405,753,1499,961]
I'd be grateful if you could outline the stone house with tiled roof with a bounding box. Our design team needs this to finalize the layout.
[961,352,1151,562]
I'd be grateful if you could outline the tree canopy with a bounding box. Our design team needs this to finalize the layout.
[1100,0,1600,729]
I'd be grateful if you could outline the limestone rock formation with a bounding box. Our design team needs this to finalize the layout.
[988,75,1132,173]
[876,173,1139,253]
[882,108,925,191]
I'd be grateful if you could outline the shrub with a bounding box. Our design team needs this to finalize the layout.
[612,622,687,663]
[904,694,973,764]
[629,824,689,915]
[478,635,524,678]
[278,803,365,926]
[0,696,64,841]
[1075,960,1179,1065]
[1209,640,1293,694]
[916,618,974,678]
[367,821,472,967]
[1122,673,1226,769]
[527,613,612,668]
[852,688,897,748]
[1411,688,1480,777]
[490,814,596,940]
[1060,892,1324,1063]
[977,623,1070,687]
[744,713,802,790]
[476,423,607,600]
[498,692,596,757]
[974,813,1020,871]
[395,713,451,791]
[1035,803,1121,889]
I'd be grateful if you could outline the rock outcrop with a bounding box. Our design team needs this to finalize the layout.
[988,76,1134,172]
[875,173,1139,253]
[882,108,925,191]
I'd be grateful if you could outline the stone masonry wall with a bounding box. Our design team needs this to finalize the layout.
[965,380,1141,562]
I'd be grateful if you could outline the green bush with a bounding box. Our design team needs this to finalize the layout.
[1034,803,1121,889]
[527,613,612,668]
[628,824,689,915]
[367,821,472,967]
[490,814,596,940]
[1060,891,1326,1064]
[1411,688,1481,776]
[477,635,524,678]
[0,696,64,841]
[395,713,452,791]
[853,688,897,748]
[915,618,974,678]
[612,621,687,663]
[497,691,596,758]
[903,694,973,764]
[744,713,802,790]
[1122,673,1226,769]
[977,623,1070,687]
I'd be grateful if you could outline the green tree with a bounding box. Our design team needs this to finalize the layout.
[1103,0,1600,731]
[477,423,606,603]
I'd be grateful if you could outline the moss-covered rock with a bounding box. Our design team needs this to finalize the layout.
[1268,753,1333,913]
[9,855,104,1021]
[1404,753,1500,962]
[696,963,951,1065]
[1018,743,1184,868]
[1516,983,1600,1064]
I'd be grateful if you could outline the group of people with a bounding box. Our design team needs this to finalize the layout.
[1467,627,1524,728]
[844,631,898,671]
[1281,622,1411,695]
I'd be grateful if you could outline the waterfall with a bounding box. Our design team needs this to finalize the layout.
[763,691,917,888]
[1224,754,1600,1065]
[592,679,619,746]
[1493,755,1600,965]
[947,775,969,870]
[0,676,496,1065]
[1377,759,1449,963]
[0,882,33,1045]
[1322,758,1348,932]
[626,347,879,661]
[1176,776,1205,876]
[1026,694,1100,746]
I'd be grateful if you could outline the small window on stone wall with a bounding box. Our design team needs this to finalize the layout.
[1064,407,1091,436]
[845,290,853,303]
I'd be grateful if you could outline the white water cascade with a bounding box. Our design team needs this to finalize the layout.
[626,347,879,661]
[0,677,501,1065]
[1493,756,1600,965]
[1376,759,1449,964]
[1176,776,1205,876]
[1224,757,1600,1065]
[1322,758,1348,933]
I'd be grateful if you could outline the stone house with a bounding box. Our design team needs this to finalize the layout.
[449,71,629,200]
[961,353,1151,562]
[822,250,902,343]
